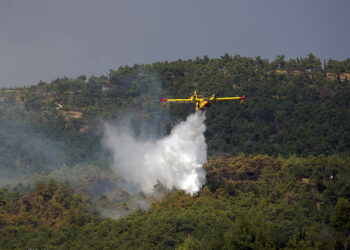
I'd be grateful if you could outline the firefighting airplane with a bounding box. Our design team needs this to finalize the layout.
[160,91,246,111]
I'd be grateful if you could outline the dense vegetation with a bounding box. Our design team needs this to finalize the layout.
[1,154,350,249]
[1,54,350,248]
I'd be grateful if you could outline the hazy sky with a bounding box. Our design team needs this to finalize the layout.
[1,0,349,87]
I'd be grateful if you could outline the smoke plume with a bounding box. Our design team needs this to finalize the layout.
[103,111,207,194]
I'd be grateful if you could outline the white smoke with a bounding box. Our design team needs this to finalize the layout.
[103,111,207,194]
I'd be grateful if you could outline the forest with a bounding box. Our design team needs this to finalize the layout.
[1,54,350,249]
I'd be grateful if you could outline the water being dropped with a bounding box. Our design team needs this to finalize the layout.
[103,111,207,194]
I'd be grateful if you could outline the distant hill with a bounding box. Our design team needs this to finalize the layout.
[1,53,349,179]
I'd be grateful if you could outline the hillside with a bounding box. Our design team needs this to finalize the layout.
[1,154,350,249]
[1,54,350,178]
[1,54,350,248]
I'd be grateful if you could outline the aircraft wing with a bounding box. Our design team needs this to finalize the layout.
[160,97,195,103]
[211,95,246,103]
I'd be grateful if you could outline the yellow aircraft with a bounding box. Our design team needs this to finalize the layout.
[160,91,246,111]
